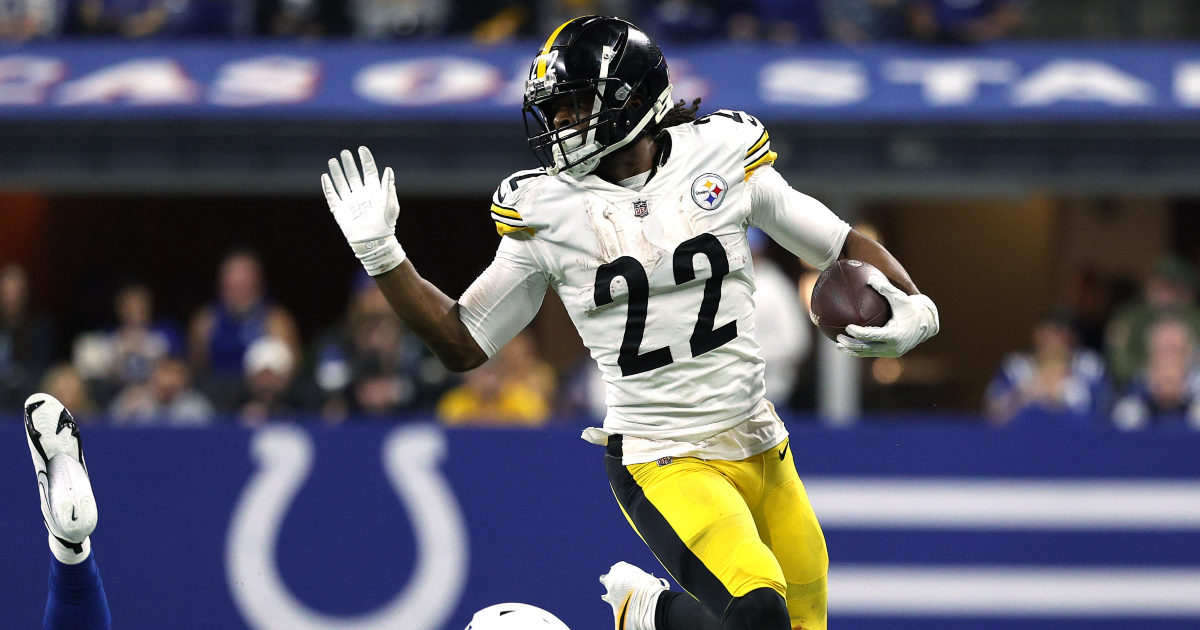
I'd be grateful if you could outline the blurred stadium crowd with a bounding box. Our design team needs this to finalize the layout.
[2,223,1199,429]
[3,0,1200,44]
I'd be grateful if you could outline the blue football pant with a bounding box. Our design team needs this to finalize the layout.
[45,553,111,630]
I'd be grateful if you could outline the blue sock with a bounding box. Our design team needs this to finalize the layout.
[45,553,111,630]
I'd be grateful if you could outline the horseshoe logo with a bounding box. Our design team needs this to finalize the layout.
[226,424,469,630]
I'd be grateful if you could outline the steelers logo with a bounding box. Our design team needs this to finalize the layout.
[691,173,728,211]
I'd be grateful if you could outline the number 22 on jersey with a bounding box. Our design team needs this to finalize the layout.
[594,233,737,377]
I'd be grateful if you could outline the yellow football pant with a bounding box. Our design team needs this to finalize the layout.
[605,436,829,630]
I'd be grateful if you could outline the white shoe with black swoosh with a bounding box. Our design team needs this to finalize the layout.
[24,393,97,563]
[600,561,669,630]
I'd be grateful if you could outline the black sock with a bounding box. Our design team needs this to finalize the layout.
[654,591,724,630]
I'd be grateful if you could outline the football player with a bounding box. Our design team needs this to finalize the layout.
[322,16,939,630]
[23,394,112,630]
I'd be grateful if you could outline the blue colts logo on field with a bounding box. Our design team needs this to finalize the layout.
[225,425,468,630]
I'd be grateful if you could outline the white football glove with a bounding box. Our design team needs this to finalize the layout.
[836,271,939,358]
[322,146,405,276]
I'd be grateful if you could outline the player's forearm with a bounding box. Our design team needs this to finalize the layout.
[373,260,489,372]
[841,229,919,296]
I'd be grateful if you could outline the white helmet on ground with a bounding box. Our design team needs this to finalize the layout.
[466,603,571,630]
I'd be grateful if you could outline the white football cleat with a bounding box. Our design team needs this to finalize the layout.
[24,393,98,563]
[600,561,669,630]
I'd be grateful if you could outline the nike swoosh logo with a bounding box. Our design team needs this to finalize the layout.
[618,592,633,630]
[779,443,789,460]
[71,506,77,521]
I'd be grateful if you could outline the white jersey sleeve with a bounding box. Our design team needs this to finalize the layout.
[458,233,549,358]
[748,165,851,270]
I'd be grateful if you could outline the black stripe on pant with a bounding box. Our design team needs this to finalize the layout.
[605,435,735,618]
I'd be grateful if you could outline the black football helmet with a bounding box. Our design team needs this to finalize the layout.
[523,16,674,177]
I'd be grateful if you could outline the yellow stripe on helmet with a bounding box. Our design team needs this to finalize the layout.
[537,18,578,78]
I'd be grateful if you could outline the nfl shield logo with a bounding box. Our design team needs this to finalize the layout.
[633,199,649,218]
[656,456,673,467]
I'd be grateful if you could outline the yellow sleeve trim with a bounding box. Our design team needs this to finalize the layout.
[746,130,770,157]
[743,151,778,181]
[495,222,533,236]
[490,204,522,219]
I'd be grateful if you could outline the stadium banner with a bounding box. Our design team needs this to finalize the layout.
[2,41,1200,122]
[1,422,1199,630]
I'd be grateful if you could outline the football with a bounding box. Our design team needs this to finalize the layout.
[810,260,893,342]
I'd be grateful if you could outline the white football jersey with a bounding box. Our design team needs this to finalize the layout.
[458,111,849,455]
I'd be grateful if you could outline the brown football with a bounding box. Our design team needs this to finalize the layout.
[810,260,892,342]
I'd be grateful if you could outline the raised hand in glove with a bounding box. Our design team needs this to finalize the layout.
[322,146,405,277]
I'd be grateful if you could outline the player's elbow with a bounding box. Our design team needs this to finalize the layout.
[442,346,489,373]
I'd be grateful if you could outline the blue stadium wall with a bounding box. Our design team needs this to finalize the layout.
[2,420,1199,630]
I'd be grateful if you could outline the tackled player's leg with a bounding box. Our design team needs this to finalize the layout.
[25,393,111,630]
[602,435,799,630]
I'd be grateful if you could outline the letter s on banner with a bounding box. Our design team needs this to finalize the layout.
[355,57,502,106]
[759,60,868,106]
[226,425,469,630]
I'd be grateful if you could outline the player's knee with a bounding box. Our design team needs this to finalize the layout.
[723,587,790,630]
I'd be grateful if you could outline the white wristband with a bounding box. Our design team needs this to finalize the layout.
[351,235,407,277]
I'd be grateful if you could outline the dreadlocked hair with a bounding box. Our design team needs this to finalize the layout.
[656,98,702,130]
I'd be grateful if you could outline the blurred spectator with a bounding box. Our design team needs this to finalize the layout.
[985,309,1109,426]
[109,357,215,426]
[312,273,454,421]
[822,0,903,43]
[349,0,446,38]
[190,249,299,411]
[40,363,98,422]
[461,0,529,44]
[0,0,63,39]
[255,0,354,36]
[1106,256,1200,385]
[1111,318,1200,430]
[1064,266,1111,352]
[72,282,183,406]
[0,264,54,410]
[727,0,824,43]
[437,331,552,427]
[907,0,1022,43]
[238,336,299,424]
[536,0,630,38]
[558,356,607,420]
[641,0,723,43]
[749,228,809,405]
[73,0,252,36]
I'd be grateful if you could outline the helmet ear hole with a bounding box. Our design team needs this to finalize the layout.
[618,109,633,131]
